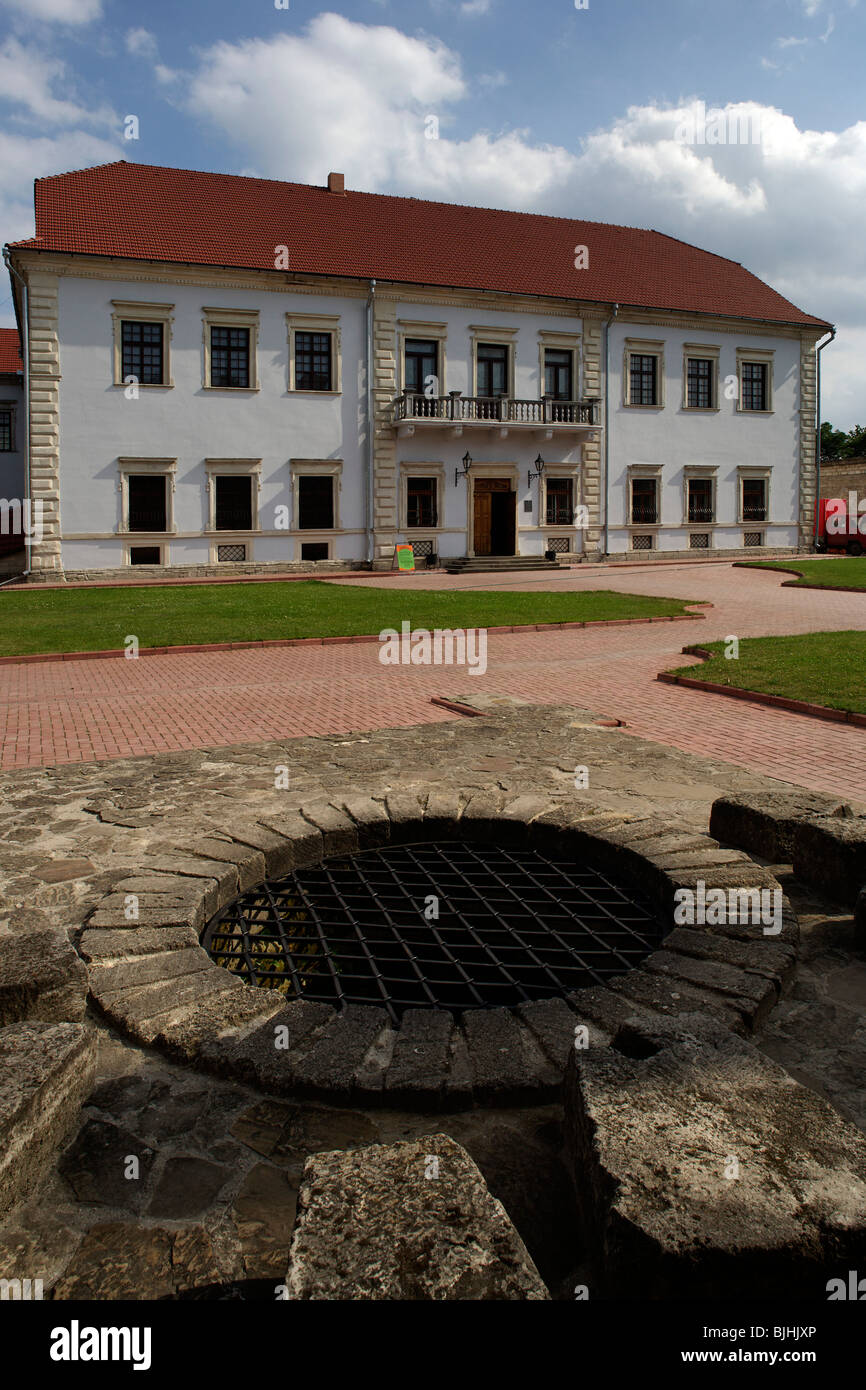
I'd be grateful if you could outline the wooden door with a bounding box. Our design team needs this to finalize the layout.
[473,489,492,554]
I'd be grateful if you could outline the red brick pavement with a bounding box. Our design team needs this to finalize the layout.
[1,562,864,799]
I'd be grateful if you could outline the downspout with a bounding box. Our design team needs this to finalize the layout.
[2,247,30,585]
[602,302,619,558]
[365,278,376,565]
[814,326,836,547]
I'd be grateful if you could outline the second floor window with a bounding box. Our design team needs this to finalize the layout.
[741,362,768,411]
[0,408,12,451]
[210,326,250,388]
[544,349,573,401]
[688,477,714,523]
[476,343,509,397]
[127,474,167,532]
[295,332,332,391]
[629,353,658,406]
[404,339,438,395]
[407,477,437,528]
[298,475,334,529]
[122,321,164,385]
[215,475,253,530]
[742,478,767,521]
[546,477,573,525]
[631,477,658,524]
[686,357,714,409]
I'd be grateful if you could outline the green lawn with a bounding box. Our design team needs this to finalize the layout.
[0,580,696,658]
[667,631,866,715]
[741,558,866,590]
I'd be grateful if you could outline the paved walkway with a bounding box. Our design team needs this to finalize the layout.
[1,562,865,799]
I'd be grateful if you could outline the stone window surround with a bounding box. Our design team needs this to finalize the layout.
[399,461,445,532]
[80,800,792,1105]
[202,306,260,392]
[0,400,16,451]
[116,457,177,536]
[538,330,581,403]
[626,463,663,529]
[681,342,720,412]
[469,325,518,399]
[736,347,774,415]
[286,313,342,395]
[397,320,448,395]
[541,466,581,530]
[682,463,719,528]
[737,465,772,525]
[204,458,263,534]
[124,540,168,567]
[623,338,665,410]
[111,300,174,389]
[291,457,343,534]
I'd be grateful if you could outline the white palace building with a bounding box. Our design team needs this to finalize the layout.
[2,161,832,580]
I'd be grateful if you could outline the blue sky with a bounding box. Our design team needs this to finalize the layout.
[0,0,863,425]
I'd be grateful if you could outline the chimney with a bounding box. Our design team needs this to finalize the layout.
[327,172,345,194]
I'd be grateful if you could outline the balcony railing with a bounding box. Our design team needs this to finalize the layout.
[393,393,601,426]
[687,506,715,524]
[631,505,658,524]
[743,504,767,521]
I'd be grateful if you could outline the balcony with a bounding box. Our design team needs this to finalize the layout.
[392,392,601,441]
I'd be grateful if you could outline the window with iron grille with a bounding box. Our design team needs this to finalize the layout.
[631,477,658,524]
[218,543,246,562]
[407,476,437,528]
[743,532,764,548]
[298,475,334,530]
[127,475,167,532]
[740,361,768,411]
[546,477,573,525]
[629,353,658,406]
[215,475,253,530]
[544,348,573,401]
[121,321,164,385]
[0,408,12,451]
[210,326,250,388]
[411,538,435,558]
[295,331,332,391]
[686,357,713,409]
[477,343,509,397]
[632,533,653,550]
[546,536,571,554]
[742,477,767,521]
[130,545,161,565]
[689,532,710,549]
[687,477,714,523]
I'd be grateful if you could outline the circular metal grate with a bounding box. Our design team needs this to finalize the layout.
[201,841,667,1021]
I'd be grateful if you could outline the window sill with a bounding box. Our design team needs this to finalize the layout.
[680,406,719,414]
[201,385,260,393]
[113,382,174,390]
[287,389,341,397]
[623,403,664,411]
[736,408,774,416]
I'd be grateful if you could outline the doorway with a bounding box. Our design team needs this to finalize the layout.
[473,477,516,555]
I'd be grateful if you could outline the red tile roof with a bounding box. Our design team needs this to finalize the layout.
[9,160,830,329]
[0,328,22,374]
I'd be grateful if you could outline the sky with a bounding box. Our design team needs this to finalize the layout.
[0,0,863,427]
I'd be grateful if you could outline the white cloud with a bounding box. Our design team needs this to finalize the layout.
[0,0,101,23]
[460,0,493,15]
[125,28,159,61]
[0,38,115,128]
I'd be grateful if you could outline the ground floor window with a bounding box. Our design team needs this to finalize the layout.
[297,475,334,529]
[301,541,329,561]
[217,543,247,562]
[214,475,253,530]
[129,545,162,565]
[545,477,573,525]
[742,477,768,522]
[127,475,167,532]
[407,476,438,528]
[687,477,714,523]
[631,477,658,524]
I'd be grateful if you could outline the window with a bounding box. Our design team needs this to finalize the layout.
[686,357,714,409]
[210,326,250,388]
[743,532,764,547]
[215,475,253,531]
[111,301,173,387]
[544,349,573,401]
[298,475,334,530]
[218,543,247,562]
[407,476,438,528]
[301,542,329,561]
[629,354,658,406]
[546,477,573,525]
[689,532,710,549]
[121,322,164,385]
[687,477,714,523]
[477,343,509,397]
[632,534,653,551]
[740,361,768,412]
[127,475,167,532]
[0,407,12,451]
[742,477,767,522]
[631,477,658,524]
[295,332,333,391]
[130,546,161,565]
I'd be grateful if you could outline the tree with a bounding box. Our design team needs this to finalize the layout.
[821,422,848,460]
[841,424,866,459]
